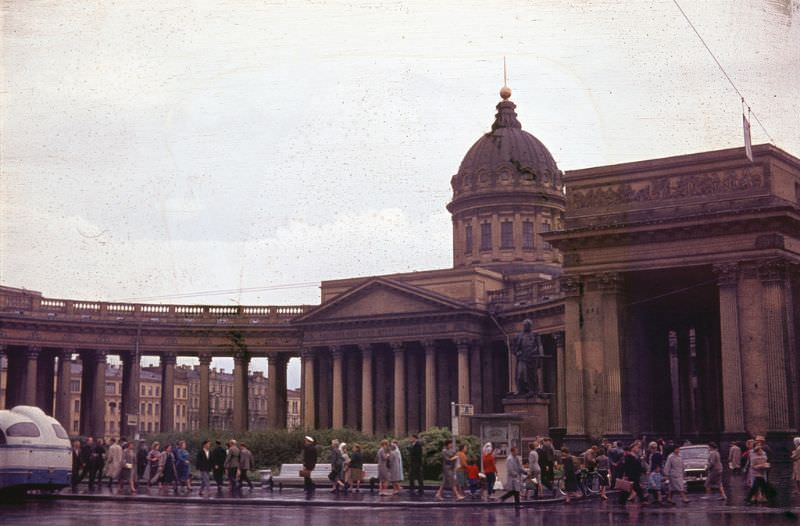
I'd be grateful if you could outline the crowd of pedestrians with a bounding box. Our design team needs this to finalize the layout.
[68,432,800,507]
[71,436,257,496]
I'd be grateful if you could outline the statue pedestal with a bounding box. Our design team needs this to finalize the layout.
[502,396,550,443]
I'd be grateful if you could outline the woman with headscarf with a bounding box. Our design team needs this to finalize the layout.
[482,442,497,498]
[791,437,800,494]
[377,440,392,496]
[704,442,726,500]
[390,440,404,495]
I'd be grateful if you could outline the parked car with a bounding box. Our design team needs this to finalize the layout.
[680,444,710,485]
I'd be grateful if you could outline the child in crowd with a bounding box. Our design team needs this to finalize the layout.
[648,465,664,505]
[466,461,481,498]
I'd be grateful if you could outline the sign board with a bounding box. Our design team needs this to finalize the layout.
[126,414,138,425]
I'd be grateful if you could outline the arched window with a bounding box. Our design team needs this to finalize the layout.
[523,221,534,249]
[465,224,473,253]
[480,223,492,251]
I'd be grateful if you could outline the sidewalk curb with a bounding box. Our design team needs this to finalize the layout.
[33,491,580,508]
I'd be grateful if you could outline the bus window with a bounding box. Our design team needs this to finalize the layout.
[6,422,41,437]
[0,429,6,444]
[52,423,69,439]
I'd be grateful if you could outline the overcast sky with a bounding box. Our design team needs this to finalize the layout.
[2,0,799,384]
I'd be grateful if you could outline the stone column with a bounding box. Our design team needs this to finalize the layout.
[391,342,406,437]
[331,346,344,429]
[360,345,373,434]
[554,332,566,429]
[55,348,74,426]
[758,260,793,432]
[469,342,482,414]
[0,345,6,409]
[267,352,288,429]
[36,349,56,412]
[92,350,107,438]
[561,276,586,439]
[24,347,40,406]
[302,349,315,430]
[423,341,436,430]
[456,340,470,404]
[79,353,95,436]
[713,263,746,435]
[120,350,141,437]
[160,353,176,433]
[233,352,250,432]
[198,353,212,430]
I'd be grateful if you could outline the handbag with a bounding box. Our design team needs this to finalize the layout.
[614,478,632,492]
[299,468,311,478]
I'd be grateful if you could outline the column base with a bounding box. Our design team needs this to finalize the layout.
[561,434,591,452]
[765,430,800,462]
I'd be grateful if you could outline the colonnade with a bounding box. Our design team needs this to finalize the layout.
[298,336,550,436]
[0,346,293,437]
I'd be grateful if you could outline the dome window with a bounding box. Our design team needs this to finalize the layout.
[480,223,492,252]
[465,224,473,254]
[523,221,534,249]
[501,221,514,249]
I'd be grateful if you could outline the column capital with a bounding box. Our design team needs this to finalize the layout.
[713,261,740,287]
[455,339,473,352]
[559,275,582,297]
[757,258,788,283]
[94,349,108,362]
[26,346,42,358]
[233,351,250,364]
[160,353,176,365]
[421,339,436,353]
[198,353,213,366]
[553,331,564,348]
[330,346,343,359]
[390,342,404,354]
[586,272,623,293]
[301,348,315,359]
[356,344,371,357]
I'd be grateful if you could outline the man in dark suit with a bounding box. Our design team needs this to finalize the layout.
[77,436,93,488]
[210,440,227,494]
[408,434,424,494]
[302,436,317,495]
[196,439,212,496]
[71,440,82,492]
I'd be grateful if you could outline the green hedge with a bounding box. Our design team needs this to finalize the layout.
[145,427,480,480]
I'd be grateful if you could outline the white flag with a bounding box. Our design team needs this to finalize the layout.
[743,113,753,162]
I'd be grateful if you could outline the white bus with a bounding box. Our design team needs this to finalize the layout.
[0,406,71,494]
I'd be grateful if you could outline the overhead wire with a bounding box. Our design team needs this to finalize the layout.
[671,0,775,144]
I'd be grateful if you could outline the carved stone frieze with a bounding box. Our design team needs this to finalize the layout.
[568,166,765,210]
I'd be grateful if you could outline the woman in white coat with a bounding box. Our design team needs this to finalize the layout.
[500,447,525,505]
[663,446,689,504]
[389,440,404,495]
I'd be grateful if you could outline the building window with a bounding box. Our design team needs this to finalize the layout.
[73,421,79,433]
[147,422,152,433]
[155,387,160,397]
[70,380,81,393]
[523,221,534,249]
[500,221,513,249]
[541,222,551,249]
[155,403,160,414]
[74,400,80,413]
[480,222,492,251]
[105,382,115,395]
[147,386,153,396]
[140,403,145,414]
[465,224,473,254]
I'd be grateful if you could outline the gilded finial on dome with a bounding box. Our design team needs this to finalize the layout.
[500,56,512,100]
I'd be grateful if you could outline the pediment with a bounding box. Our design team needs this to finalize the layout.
[295,278,468,323]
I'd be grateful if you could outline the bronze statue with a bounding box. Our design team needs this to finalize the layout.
[512,319,546,397]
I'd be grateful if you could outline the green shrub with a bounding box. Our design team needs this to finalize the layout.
[144,427,479,479]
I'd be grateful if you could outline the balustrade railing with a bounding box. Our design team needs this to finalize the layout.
[0,286,312,323]
[487,279,563,311]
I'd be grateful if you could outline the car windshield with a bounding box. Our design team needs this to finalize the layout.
[680,447,708,460]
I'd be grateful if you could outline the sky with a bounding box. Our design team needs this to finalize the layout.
[2,0,799,385]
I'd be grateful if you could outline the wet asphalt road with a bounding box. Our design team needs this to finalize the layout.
[1,498,799,526]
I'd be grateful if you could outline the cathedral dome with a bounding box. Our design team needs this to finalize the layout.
[447,88,564,272]
[450,94,562,201]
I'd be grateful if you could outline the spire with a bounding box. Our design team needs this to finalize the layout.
[493,58,521,131]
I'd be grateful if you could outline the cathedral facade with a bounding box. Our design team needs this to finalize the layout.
[1,88,799,450]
